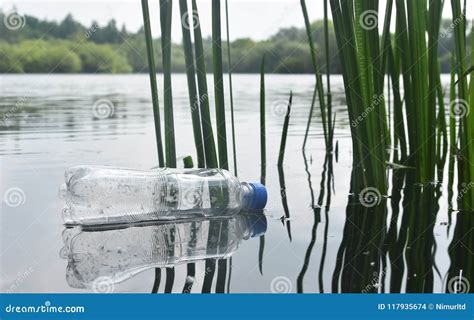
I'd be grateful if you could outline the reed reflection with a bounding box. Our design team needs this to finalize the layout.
[332,168,446,293]
[60,211,266,291]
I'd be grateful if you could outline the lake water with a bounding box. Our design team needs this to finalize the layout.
[0,74,465,293]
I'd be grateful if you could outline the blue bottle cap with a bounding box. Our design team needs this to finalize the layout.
[248,182,268,210]
[245,212,267,238]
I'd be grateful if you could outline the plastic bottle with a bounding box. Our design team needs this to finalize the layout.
[60,212,267,289]
[60,166,267,225]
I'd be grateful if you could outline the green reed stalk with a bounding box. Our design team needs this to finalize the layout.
[278,92,292,167]
[258,57,267,273]
[323,0,332,145]
[212,0,228,170]
[225,0,237,176]
[260,56,266,184]
[451,0,474,209]
[393,0,444,183]
[387,39,407,160]
[140,0,165,167]
[329,0,389,192]
[160,0,176,167]
[300,0,328,151]
[191,0,218,168]
[427,0,444,180]
[179,0,205,168]
[436,61,448,170]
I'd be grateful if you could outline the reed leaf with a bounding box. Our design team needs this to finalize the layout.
[329,0,388,192]
[300,0,329,150]
[140,0,165,167]
[179,0,205,168]
[260,56,266,184]
[212,0,228,170]
[451,0,473,209]
[225,0,237,176]
[160,0,176,168]
[324,0,332,144]
[191,0,218,168]
[278,92,293,167]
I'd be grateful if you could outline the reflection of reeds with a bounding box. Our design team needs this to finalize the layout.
[278,166,292,242]
[258,64,266,274]
[182,156,196,293]
[297,153,333,292]
[447,211,473,293]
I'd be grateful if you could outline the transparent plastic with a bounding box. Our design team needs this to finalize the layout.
[60,166,260,225]
[60,212,267,289]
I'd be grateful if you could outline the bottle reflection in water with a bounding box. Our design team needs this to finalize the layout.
[60,166,267,225]
[60,212,267,289]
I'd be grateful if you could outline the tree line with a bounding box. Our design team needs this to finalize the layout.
[0,11,470,74]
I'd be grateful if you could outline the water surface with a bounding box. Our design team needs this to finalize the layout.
[0,74,464,293]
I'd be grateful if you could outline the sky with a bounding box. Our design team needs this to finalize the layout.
[1,0,473,41]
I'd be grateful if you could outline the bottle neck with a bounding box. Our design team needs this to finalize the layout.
[240,182,255,210]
